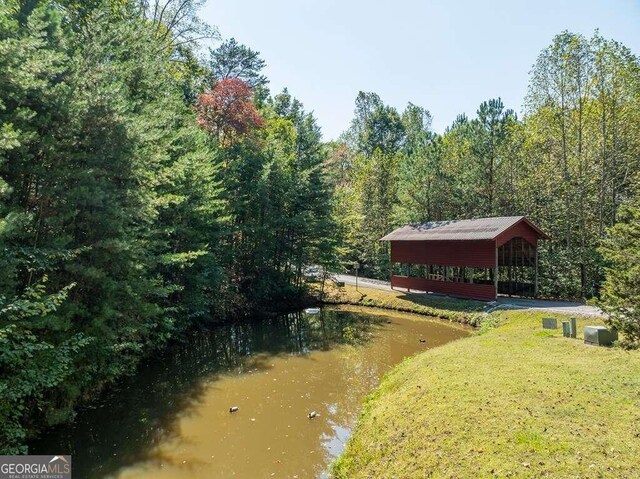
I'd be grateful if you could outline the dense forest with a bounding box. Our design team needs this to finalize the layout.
[1,0,639,454]
[0,0,337,453]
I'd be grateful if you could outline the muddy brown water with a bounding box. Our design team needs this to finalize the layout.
[30,307,469,478]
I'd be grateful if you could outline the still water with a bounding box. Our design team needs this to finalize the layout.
[30,306,469,478]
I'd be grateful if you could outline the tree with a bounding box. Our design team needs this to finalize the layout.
[346,92,405,157]
[196,78,264,146]
[599,202,640,348]
[208,37,268,88]
[396,135,451,223]
[401,102,433,156]
[0,280,88,454]
[137,0,218,49]
[347,149,399,277]
[524,31,640,296]
[0,0,229,451]
[332,30,640,298]
[589,33,640,233]
[472,98,517,215]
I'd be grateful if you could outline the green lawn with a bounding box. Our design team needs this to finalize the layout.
[331,307,640,478]
[316,283,487,326]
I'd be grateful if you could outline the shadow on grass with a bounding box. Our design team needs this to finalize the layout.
[394,291,486,313]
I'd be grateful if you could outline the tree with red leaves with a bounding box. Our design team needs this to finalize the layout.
[196,78,263,146]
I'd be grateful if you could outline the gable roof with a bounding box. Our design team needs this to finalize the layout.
[380,216,549,241]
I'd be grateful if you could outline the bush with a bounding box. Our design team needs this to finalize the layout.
[0,280,90,454]
[598,203,640,348]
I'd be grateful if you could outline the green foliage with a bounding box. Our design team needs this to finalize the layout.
[599,202,640,348]
[0,0,338,452]
[210,87,339,308]
[330,30,640,298]
[346,91,405,157]
[0,0,293,453]
[208,37,268,88]
[350,149,398,277]
[0,279,89,454]
[521,31,640,296]
[1,0,638,456]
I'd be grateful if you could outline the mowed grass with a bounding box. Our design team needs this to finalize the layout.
[332,309,640,479]
[316,283,487,325]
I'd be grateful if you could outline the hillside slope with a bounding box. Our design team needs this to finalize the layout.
[332,311,640,478]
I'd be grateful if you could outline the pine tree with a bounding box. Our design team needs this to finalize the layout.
[599,201,640,348]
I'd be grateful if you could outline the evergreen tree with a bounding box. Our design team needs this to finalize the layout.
[208,37,268,88]
[598,200,640,348]
[0,0,229,451]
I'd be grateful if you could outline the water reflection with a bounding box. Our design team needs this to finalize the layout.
[30,307,468,478]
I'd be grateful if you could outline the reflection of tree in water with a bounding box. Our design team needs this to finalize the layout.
[29,309,383,479]
[318,323,396,460]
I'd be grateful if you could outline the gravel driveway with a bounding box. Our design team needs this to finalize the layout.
[333,274,603,317]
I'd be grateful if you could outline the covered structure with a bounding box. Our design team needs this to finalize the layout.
[380,216,549,301]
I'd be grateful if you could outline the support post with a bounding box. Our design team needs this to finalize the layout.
[534,246,539,298]
[508,240,513,296]
[355,263,359,292]
[494,244,499,299]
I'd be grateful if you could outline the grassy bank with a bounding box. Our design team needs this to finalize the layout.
[331,307,640,478]
[315,283,488,326]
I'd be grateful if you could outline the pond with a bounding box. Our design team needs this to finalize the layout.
[29,306,469,478]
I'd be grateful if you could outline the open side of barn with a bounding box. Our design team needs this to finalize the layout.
[380,216,549,301]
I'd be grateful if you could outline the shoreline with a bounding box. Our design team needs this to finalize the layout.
[326,287,639,478]
[314,283,487,327]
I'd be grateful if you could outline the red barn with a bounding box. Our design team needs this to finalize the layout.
[380,216,549,301]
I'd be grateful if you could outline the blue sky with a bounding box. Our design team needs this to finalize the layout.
[201,0,640,141]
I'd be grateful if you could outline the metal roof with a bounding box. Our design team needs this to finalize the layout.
[380,216,548,241]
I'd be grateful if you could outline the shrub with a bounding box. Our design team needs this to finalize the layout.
[598,203,640,348]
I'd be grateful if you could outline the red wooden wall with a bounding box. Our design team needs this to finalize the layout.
[391,275,496,301]
[386,220,545,301]
[390,240,496,268]
[495,221,539,247]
